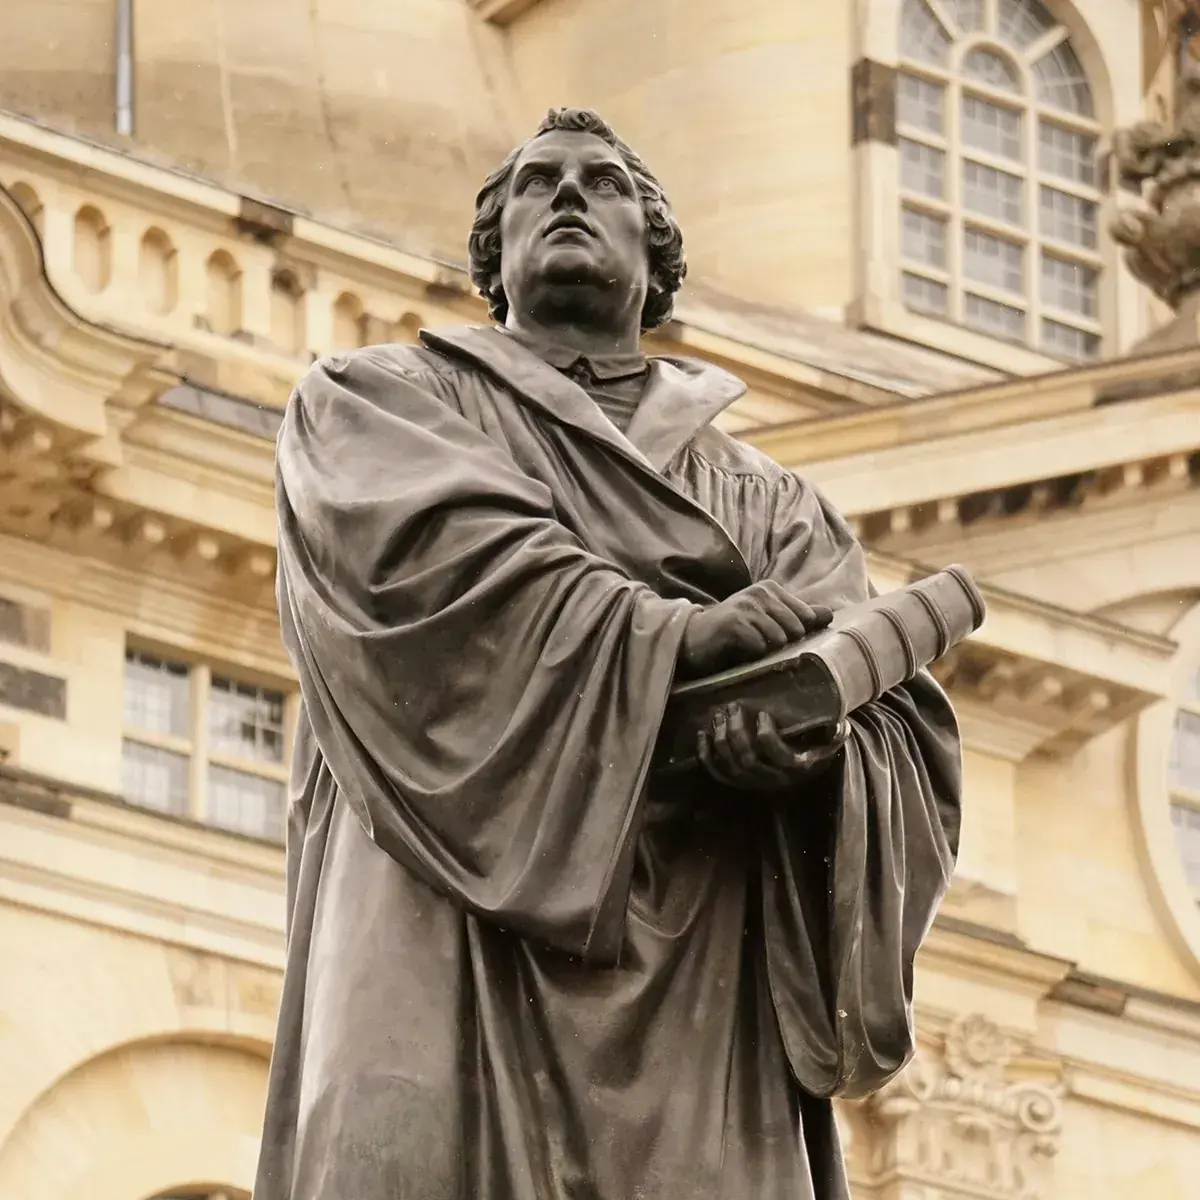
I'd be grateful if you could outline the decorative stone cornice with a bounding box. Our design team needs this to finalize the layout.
[790,381,1200,544]
[870,554,1176,760]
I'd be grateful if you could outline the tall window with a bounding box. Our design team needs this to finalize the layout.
[121,648,292,842]
[897,0,1103,361]
[1170,664,1200,899]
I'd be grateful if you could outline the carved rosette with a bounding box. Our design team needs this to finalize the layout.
[1112,65,1200,311]
[854,1014,1064,1200]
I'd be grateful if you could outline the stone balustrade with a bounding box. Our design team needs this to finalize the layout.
[0,130,482,408]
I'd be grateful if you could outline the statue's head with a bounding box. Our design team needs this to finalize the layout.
[469,108,686,333]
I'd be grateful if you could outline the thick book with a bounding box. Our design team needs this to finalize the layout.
[653,565,986,773]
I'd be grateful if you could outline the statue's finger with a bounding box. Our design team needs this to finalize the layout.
[755,711,800,770]
[725,704,761,772]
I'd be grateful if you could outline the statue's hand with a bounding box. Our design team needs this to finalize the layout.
[697,703,848,791]
[678,581,832,679]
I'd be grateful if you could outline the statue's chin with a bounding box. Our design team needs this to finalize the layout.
[539,246,607,287]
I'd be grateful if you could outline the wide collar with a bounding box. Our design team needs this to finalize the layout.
[419,324,747,473]
[499,326,648,381]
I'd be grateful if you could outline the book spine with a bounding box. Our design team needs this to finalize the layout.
[813,568,984,713]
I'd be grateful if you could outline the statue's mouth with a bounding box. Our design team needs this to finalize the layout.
[544,215,594,239]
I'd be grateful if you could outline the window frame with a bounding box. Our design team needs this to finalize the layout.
[1169,682,1200,896]
[1134,600,1200,981]
[121,643,298,841]
[851,0,1127,373]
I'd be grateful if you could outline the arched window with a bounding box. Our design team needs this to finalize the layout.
[139,227,179,315]
[897,0,1102,361]
[205,250,243,336]
[270,268,308,356]
[1169,663,1200,898]
[73,205,112,293]
[332,290,368,350]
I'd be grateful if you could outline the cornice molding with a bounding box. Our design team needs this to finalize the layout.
[0,764,285,970]
[797,387,1200,522]
[870,553,1176,759]
[0,531,290,679]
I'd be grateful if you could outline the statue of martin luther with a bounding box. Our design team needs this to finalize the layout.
[255,107,962,1200]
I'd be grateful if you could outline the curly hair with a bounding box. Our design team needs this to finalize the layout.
[468,108,686,331]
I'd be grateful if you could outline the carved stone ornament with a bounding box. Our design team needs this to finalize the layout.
[858,1014,1064,1200]
[1112,63,1200,341]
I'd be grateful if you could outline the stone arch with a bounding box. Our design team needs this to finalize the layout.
[73,204,112,293]
[139,226,179,315]
[332,289,367,349]
[1134,596,1200,983]
[863,0,1116,125]
[270,267,307,355]
[392,309,423,342]
[8,180,43,236]
[0,1037,269,1200]
[205,250,243,336]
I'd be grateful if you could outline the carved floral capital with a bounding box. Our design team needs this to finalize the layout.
[851,1014,1064,1200]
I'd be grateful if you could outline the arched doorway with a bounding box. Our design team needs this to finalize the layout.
[0,1039,268,1200]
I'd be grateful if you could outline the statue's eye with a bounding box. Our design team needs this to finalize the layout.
[595,176,619,193]
[522,174,551,193]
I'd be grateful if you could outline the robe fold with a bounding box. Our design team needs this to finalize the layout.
[256,324,963,1200]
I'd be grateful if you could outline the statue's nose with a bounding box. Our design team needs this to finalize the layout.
[551,175,586,209]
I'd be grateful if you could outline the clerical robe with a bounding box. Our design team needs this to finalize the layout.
[255,325,962,1200]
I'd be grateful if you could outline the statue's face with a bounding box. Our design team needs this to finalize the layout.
[499,129,649,325]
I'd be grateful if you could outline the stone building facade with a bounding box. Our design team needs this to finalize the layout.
[0,1,1198,1197]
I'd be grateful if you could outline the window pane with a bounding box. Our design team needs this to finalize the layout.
[900,138,946,199]
[1171,709,1200,793]
[962,49,1022,94]
[902,207,947,268]
[1041,254,1098,317]
[898,73,945,135]
[208,675,286,764]
[1039,186,1097,249]
[962,96,1023,161]
[945,0,983,33]
[122,739,189,816]
[902,272,949,315]
[1170,803,1200,890]
[207,764,286,841]
[965,293,1025,341]
[996,0,1056,49]
[124,651,190,738]
[1038,121,1097,186]
[1032,41,1094,116]
[1041,318,1100,361]
[900,0,952,66]
[965,229,1024,294]
[963,161,1024,225]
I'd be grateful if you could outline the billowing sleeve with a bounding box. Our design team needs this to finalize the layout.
[756,470,962,1099]
[274,349,694,964]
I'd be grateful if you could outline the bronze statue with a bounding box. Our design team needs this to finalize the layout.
[256,108,962,1200]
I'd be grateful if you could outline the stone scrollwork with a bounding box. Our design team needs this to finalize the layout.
[855,1014,1064,1200]
[1112,64,1200,312]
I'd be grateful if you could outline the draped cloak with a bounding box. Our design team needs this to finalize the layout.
[256,325,963,1200]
